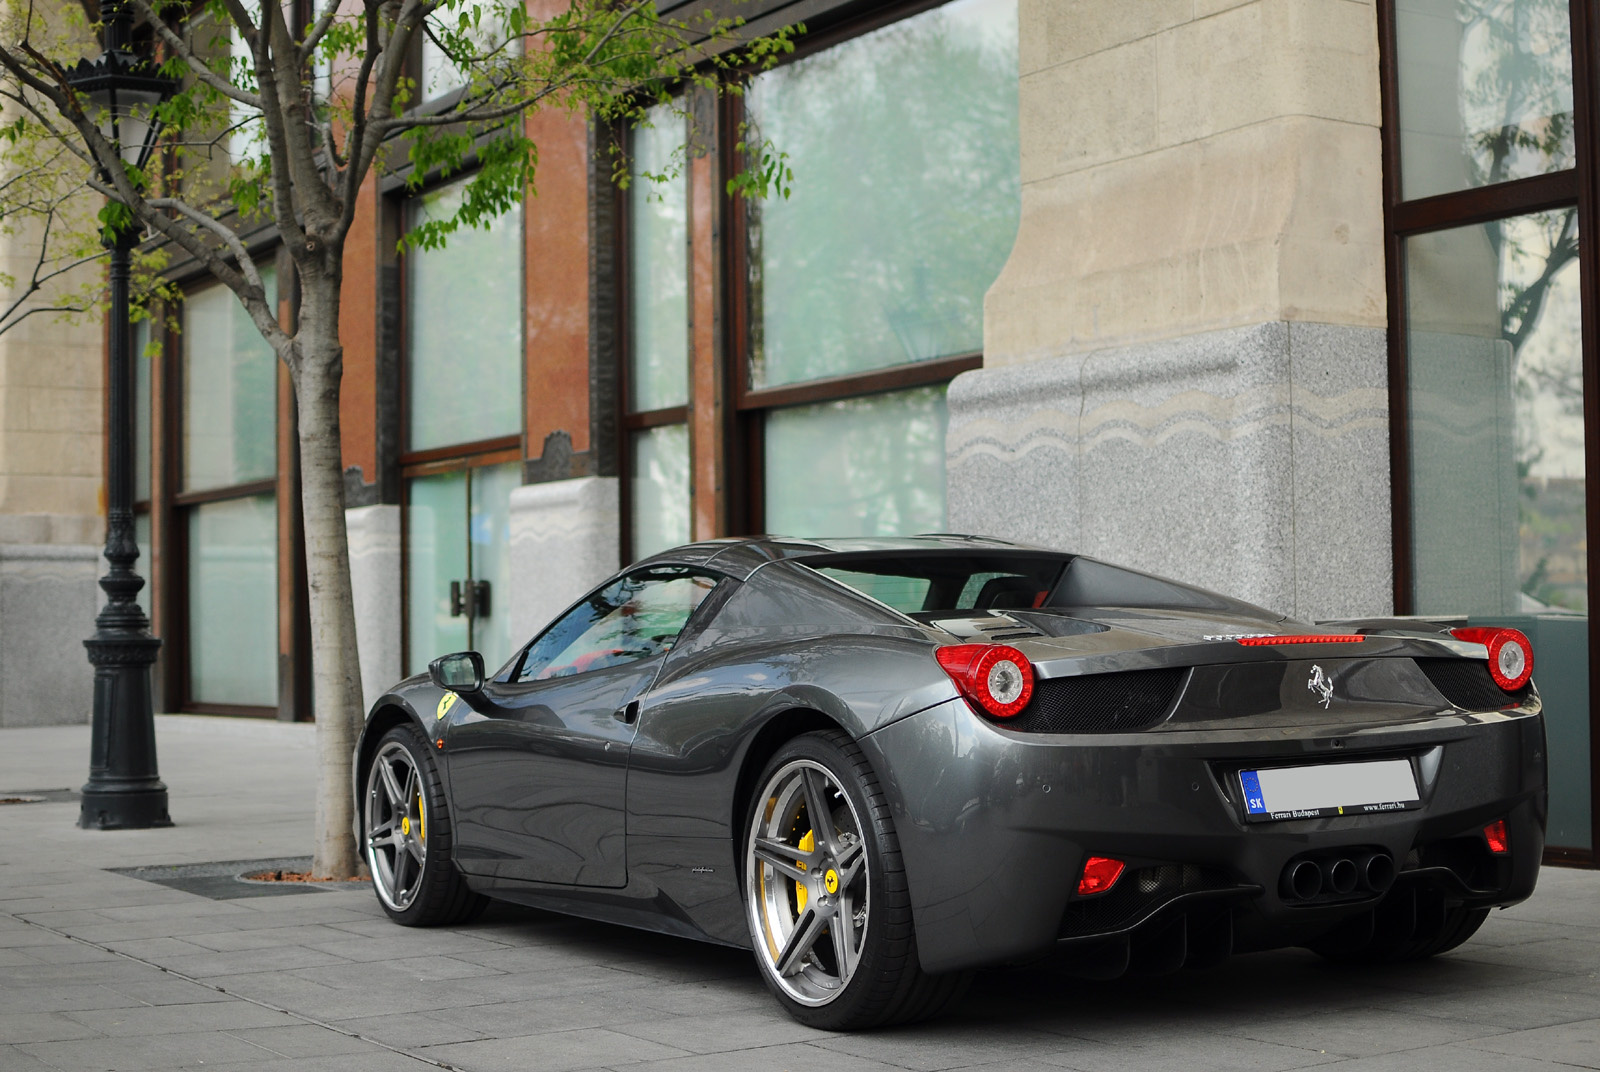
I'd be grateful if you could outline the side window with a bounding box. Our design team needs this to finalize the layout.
[515,570,718,681]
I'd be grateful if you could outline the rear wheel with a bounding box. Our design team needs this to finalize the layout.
[363,724,486,926]
[743,730,968,1029]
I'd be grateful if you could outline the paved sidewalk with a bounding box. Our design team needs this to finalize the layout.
[0,717,1596,1072]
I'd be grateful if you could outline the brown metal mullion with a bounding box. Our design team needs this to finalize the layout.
[400,446,523,480]
[616,117,636,564]
[738,353,984,411]
[398,434,522,468]
[1389,170,1579,236]
[1376,0,1414,616]
[723,85,756,536]
[622,406,690,431]
[171,478,278,508]
[1570,0,1600,865]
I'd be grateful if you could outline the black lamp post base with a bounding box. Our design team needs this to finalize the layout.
[79,786,172,830]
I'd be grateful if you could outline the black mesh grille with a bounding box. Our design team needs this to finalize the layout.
[1058,864,1234,937]
[1008,668,1187,734]
[1415,658,1530,710]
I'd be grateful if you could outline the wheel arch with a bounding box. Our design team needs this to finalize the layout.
[353,702,429,826]
[730,706,848,869]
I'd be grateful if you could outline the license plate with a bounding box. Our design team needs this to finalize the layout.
[1238,759,1420,822]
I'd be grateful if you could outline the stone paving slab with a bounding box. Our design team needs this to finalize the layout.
[3,719,1600,1072]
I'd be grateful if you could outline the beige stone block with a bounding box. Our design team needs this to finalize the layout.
[1020,35,1158,184]
[0,473,101,520]
[23,386,101,434]
[1019,0,1189,76]
[0,430,100,478]
[987,115,1385,362]
[1155,0,1379,148]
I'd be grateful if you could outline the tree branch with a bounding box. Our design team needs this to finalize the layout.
[128,0,262,108]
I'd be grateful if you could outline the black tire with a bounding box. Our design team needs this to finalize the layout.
[742,729,970,1030]
[362,723,486,926]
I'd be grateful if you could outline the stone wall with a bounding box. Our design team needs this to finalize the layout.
[960,0,1392,618]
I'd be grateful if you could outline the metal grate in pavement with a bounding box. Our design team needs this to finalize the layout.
[108,857,364,899]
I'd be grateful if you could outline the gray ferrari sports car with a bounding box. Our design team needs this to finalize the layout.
[353,535,1545,1029]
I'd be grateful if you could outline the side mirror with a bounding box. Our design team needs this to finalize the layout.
[429,651,485,694]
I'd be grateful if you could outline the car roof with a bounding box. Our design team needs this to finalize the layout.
[631,534,1052,581]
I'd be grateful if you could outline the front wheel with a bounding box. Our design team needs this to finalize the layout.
[363,724,486,926]
[743,730,968,1030]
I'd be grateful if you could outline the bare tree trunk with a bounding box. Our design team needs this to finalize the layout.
[294,269,365,880]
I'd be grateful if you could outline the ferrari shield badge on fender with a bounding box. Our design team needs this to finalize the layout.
[435,692,458,721]
[1308,665,1333,709]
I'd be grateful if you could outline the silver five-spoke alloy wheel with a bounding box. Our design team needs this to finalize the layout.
[747,758,870,1006]
[365,739,428,911]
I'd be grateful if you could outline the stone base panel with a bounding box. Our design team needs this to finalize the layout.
[0,543,98,727]
[508,477,621,649]
[947,321,1393,622]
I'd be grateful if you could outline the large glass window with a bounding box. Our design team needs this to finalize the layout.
[182,267,277,492]
[625,105,691,560]
[764,387,948,538]
[1395,0,1574,201]
[744,0,1019,389]
[177,271,281,712]
[1388,0,1593,856]
[187,495,278,707]
[405,178,522,452]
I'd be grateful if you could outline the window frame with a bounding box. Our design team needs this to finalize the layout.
[1378,0,1600,865]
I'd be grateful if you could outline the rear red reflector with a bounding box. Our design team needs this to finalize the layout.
[1483,819,1510,854]
[1237,635,1365,646]
[1077,856,1125,896]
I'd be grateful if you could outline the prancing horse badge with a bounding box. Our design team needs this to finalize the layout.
[1308,665,1334,709]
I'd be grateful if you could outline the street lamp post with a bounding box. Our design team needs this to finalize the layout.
[70,0,177,830]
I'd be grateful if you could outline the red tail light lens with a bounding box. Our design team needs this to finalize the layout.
[1483,819,1510,854]
[1077,856,1125,896]
[936,644,1035,719]
[1236,635,1365,646]
[1450,627,1534,691]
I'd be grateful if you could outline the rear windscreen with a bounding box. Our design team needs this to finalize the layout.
[808,553,1071,614]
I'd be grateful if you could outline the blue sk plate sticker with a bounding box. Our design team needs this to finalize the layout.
[1239,758,1420,822]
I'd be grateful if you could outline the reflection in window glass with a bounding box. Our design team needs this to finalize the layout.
[630,425,690,560]
[188,495,277,706]
[182,267,278,493]
[765,387,947,538]
[629,107,689,412]
[421,0,509,99]
[134,318,151,503]
[1406,209,1587,848]
[406,471,469,674]
[134,513,152,620]
[469,461,521,671]
[744,0,1018,388]
[1395,0,1574,201]
[406,178,522,451]
[518,571,715,681]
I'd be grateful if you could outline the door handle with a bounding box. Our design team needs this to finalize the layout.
[449,580,465,618]
[471,580,491,619]
[614,700,640,725]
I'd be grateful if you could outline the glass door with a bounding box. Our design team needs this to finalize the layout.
[405,461,520,676]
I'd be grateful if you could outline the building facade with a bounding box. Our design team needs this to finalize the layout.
[4,0,1594,864]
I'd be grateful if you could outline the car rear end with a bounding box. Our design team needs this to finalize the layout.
[860,625,1545,975]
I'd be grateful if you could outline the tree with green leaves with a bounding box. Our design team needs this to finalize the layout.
[0,0,793,877]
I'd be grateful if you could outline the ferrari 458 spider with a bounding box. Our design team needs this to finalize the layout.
[354,535,1545,1029]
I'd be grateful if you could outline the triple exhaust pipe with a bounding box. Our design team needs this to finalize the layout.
[1280,850,1396,903]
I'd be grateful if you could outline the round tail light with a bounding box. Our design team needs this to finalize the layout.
[935,644,1035,719]
[1450,627,1534,691]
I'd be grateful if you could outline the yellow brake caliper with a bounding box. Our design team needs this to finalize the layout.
[417,795,425,843]
[795,829,814,912]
